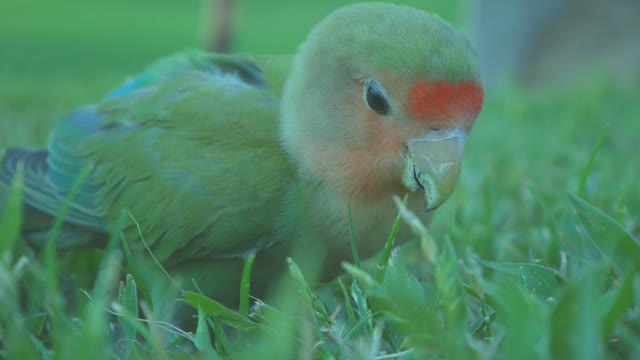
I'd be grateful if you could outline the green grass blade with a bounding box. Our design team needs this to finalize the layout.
[348,201,361,268]
[338,278,357,330]
[600,267,634,339]
[435,237,471,357]
[118,274,139,354]
[350,278,373,335]
[477,259,564,298]
[182,291,257,330]
[239,253,256,317]
[577,124,609,197]
[569,193,640,267]
[42,165,92,299]
[209,318,233,356]
[286,258,333,355]
[375,194,407,283]
[482,280,549,360]
[195,306,219,359]
[120,232,153,312]
[394,195,438,264]
[550,271,604,360]
[40,165,92,350]
[0,161,23,257]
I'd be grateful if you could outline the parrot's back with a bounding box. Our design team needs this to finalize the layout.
[0,51,296,266]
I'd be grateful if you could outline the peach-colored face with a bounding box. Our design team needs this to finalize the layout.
[333,71,484,202]
[304,65,483,201]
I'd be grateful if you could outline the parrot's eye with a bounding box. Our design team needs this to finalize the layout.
[364,79,390,115]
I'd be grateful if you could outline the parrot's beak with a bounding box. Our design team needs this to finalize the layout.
[401,128,467,211]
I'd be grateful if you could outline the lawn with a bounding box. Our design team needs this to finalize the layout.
[1,0,640,359]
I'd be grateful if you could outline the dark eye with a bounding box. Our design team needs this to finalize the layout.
[364,80,390,115]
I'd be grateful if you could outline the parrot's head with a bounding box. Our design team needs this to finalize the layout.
[281,3,484,212]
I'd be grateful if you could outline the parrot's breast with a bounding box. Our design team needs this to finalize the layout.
[299,184,431,280]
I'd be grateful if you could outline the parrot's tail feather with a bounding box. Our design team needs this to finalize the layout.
[0,148,107,249]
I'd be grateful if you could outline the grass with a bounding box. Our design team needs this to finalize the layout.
[2,0,640,359]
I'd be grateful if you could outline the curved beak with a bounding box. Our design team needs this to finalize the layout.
[401,128,467,211]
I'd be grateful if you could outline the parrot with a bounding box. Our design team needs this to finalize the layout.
[0,2,484,315]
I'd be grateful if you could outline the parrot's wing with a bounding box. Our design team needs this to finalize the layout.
[0,147,108,249]
[2,51,294,263]
[104,50,267,100]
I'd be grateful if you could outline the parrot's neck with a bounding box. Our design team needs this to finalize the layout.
[283,178,431,280]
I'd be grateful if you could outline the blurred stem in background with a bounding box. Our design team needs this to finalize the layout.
[204,0,236,53]
[473,0,640,91]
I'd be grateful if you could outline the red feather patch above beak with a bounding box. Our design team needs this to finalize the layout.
[408,80,484,123]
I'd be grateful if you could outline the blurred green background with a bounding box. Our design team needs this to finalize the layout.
[0,0,468,146]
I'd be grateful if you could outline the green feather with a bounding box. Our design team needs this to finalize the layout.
[51,53,294,264]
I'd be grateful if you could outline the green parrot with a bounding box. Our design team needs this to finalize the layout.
[0,3,483,311]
